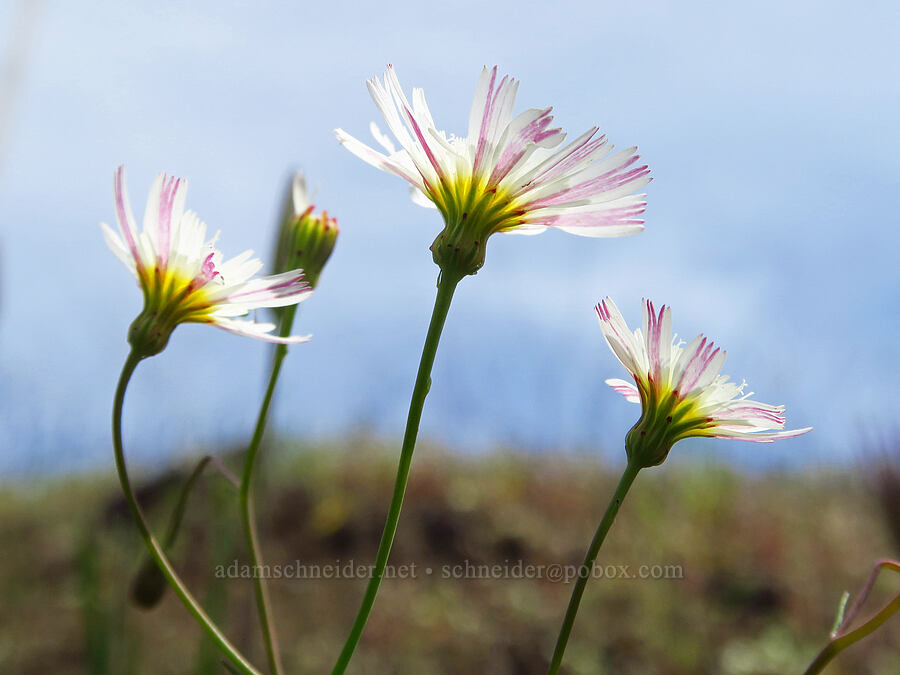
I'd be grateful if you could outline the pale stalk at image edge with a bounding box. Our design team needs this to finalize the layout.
[331,268,463,675]
[112,351,261,675]
[803,559,900,675]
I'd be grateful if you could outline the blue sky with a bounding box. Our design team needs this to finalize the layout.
[0,0,898,476]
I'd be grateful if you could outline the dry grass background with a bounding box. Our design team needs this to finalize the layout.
[1,437,898,674]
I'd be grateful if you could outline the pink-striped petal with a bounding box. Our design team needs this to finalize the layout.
[488,108,563,187]
[224,270,311,308]
[113,166,143,271]
[155,174,184,268]
[606,378,640,403]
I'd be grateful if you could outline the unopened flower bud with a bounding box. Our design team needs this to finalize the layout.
[273,172,338,289]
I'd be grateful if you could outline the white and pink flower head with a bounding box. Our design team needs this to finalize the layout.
[336,65,651,276]
[102,166,312,357]
[596,297,811,467]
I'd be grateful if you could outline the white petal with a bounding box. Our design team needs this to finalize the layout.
[101,222,137,276]
[292,172,310,215]
[467,66,494,143]
[595,297,643,376]
[410,187,437,209]
[708,427,813,442]
[335,128,426,192]
[499,223,548,236]
[213,317,312,344]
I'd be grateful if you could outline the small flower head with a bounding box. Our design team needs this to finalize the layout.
[595,297,812,467]
[336,65,651,276]
[273,172,338,289]
[102,166,312,357]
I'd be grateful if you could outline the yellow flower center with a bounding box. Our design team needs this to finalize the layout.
[625,379,717,467]
[430,174,524,276]
[139,262,219,325]
[129,263,220,357]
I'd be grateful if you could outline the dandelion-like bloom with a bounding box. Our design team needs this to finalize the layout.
[336,65,651,276]
[102,166,312,357]
[596,297,812,467]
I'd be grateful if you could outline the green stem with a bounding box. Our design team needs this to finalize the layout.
[331,269,463,675]
[547,461,642,675]
[803,596,900,675]
[803,643,839,675]
[112,351,261,675]
[131,454,213,608]
[240,305,298,675]
[803,560,900,675]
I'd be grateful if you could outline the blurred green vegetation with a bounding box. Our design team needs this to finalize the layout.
[0,438,897,674]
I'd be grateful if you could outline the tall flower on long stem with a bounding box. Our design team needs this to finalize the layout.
[337,64,650,277]
[547,297,811,674]
[331,65,651,674]
[239,172,338,675]
[104,166,312,675]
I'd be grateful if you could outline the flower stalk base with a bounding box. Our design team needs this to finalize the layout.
[331,267,463,674]
[547,460,642,674]
[112,352,260,675]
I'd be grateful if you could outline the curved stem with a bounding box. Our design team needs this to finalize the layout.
[803,559,900,675]
[835,559,900,631]
[112,351,261,675]
[547,461,642,675]
[240,305,298,675]
[803,596,900,674]
[331,269,463,675]
[803,643,839,675]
